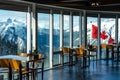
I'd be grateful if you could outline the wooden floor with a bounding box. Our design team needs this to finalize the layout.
[37,60,120,80]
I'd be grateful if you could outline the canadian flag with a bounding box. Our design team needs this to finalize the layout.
[100,31,108,40]
[108,36,115,44]
[91,24,98,39]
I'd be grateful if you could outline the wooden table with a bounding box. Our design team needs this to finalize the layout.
[0,55,27,61]
[0,55,45,80]
[0,55,28,80]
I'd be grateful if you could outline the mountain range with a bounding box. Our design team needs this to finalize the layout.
[0,18,119,55]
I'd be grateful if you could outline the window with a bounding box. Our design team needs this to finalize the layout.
[0,10,27,55]
[73,14,79,48]
[87,17,98,45]
[38,12,50,68]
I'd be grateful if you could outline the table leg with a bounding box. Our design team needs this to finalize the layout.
[9,63,12,80]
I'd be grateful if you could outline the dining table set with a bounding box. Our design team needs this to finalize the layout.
[0,54,45,80]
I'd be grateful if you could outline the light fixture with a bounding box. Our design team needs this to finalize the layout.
[90,2,100,7]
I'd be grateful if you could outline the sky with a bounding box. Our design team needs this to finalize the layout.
[0,10,26,22]
[0,10,79,30]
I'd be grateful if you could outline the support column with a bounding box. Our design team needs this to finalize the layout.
[98,14,101,60]
[50,9,53,68]
[60,10,63,64]
[115,15,118,43]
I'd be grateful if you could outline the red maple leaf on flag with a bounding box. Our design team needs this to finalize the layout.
[92,24,98,39]
[108,36,115,44]
[100,31,108,40]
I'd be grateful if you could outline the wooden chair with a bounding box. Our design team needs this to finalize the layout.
[75,47,86,59]
[87,45,97,60]
[100,44,108,59]
[0,59,11,80]
[29,53,44,80]
[107,45,114,61]
[18,53,28,70]
[87,45,98,66]
[61,47,72,66]
[75,46,96,67]
[113,44,120,62]
[9,59,33,80]
[75,47,88,67]
[18,53,45,80]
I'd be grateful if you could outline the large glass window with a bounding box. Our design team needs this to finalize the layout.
[53,14,60,51]
[118,18,120,42]
[101,18,115,44]
[0,10,27,55]
[101,16,115,59]
[73,13,79,48]
[63,14,70,47]
[38,12,50,68]
[87,17,98,45]
[53,13,60,65]
[63,13,70,63]
[87,16,98,59]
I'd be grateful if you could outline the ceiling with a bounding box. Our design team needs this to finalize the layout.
[24,0,120,11]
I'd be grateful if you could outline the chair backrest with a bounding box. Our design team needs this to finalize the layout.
[79,45,86,49]
[101,44,107,49]
[107,45,114,50]
[38,54,44,58]
[61,47,71,54]
[18,53,28,57]
[0,59,9,68]
[9,59,21,70]
[35,54,44,62]
[75,48,84,55]
[92,45,97,48]
[28,53,44,63]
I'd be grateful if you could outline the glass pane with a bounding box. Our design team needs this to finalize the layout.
[53,54,60,65]
[63,15,70,47]
[53,13,60,65]
[101,18,115,44]
[101,18,115,59]
[87,17,98,59]
[118,18,120,42]
[53,14,60,51]
[73,15,79,48]
[0,10,27,55]
[63,14,70,63]
[38,13,50,69]
[87,17,98,46]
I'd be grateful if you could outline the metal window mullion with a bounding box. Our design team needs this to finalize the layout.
[70,11,73,48]
[83,10,87,46]
[60,10,63,64]
[32,3,37,51]
[27,5,32,54]
[115,15,118,43]
[98,13,101,60]
[50,9,53,68]
[31,3,38,80]
[79,12,82,45]
[60,11,63,50]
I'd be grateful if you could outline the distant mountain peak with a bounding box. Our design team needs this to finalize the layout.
[7,18,12,23]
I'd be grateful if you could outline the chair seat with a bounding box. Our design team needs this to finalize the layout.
[12,67,32,74]
[87,54,96,57]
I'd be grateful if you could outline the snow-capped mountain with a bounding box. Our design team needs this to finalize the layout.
[0,18,26,55]
[0,17,119,55]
